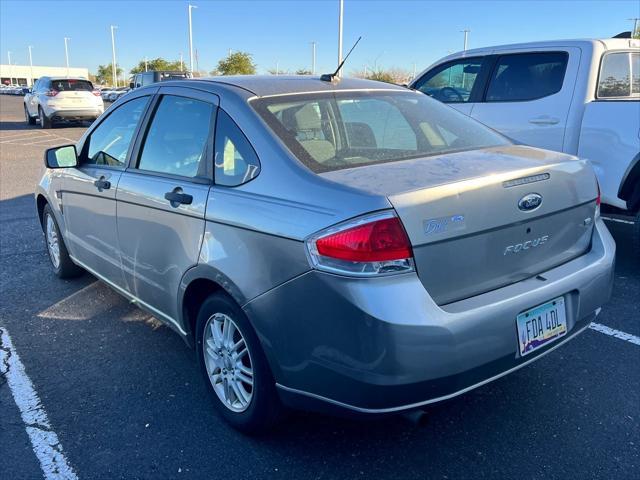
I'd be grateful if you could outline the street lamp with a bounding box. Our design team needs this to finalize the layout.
[110,25,118,87]
[188,4,197,74]
[460,29,470,51]
[28,46,34,86]
[7,51,12,85]
[311,41,317,74]
[337,0,344,76]
[64,37,70,76]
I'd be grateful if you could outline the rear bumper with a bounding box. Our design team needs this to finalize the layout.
[45,107,102,121]
[244,219,616,416]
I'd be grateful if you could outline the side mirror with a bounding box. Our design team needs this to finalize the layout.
[129,82,134,89]
[45,144,78,168]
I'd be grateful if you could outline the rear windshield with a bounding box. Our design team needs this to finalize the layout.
[51,79,93,92]
[160,72,191,81]
[251,90,509,173]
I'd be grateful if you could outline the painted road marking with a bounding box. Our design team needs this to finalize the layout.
[0,328,78,480]
[590,322,640,346]
[602,216,635,225]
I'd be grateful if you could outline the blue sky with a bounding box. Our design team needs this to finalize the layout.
[0,0,637,76]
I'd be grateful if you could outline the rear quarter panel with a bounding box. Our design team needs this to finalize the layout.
[578,100,640,209]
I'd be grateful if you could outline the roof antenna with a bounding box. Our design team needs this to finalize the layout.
[320,36,362,82]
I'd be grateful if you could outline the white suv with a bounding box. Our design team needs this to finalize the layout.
[24,77,104,128]
[411,38,640,253]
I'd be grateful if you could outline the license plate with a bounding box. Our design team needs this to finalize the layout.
[516,297,567,356]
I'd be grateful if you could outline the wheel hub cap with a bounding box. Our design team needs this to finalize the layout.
[45,214,60,269]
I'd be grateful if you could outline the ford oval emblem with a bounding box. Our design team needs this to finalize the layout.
[518,193,543,212]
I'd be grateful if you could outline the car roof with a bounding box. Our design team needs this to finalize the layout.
[185,75,407,97]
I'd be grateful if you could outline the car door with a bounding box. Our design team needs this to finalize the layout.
[61,91,154,288]
[116,87,217,329]
[411,57,490,116]
[469,48,580,152]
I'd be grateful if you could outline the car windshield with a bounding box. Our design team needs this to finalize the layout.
[50,79,93,91]
[251,90,509,173]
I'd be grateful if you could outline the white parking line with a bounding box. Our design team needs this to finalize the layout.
[601,216,635,225]
[589,322,640,346]
[0,328,78,480]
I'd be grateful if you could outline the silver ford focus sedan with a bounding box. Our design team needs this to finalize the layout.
[35,76,615,432]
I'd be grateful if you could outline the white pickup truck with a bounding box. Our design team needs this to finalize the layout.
[411,38,640,254]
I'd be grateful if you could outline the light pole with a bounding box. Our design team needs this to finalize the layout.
[144,56,148,72]
[311,41,317,74]
[337,0,344,76]
[7,51,12,85]
[110,25,118,87]
[28,46,34,86]
[64,37,70,76]
[188,4,197,74]
[629,18,640,37]
[461,29,470,51]
[180,52,184,71]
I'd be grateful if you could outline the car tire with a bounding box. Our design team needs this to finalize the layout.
[196,292,284,433]
[42,204,83,279]
[24,104,36,125]
[39,107,52,129]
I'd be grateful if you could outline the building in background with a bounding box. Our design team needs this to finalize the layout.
[0,64,89,86]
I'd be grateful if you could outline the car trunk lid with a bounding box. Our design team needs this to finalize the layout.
[320,145,598,305]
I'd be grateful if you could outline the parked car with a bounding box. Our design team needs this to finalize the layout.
[410,38,640,253]
[130,70,192,90]
[24,77,104,128]
[36,76,615,432]
[101,88,115,101]
[107,87,130,102]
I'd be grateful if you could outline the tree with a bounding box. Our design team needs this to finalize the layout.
[295,68,312,75]
[94,64,123,86]
[216,51,256,75]
[130,58,183,74]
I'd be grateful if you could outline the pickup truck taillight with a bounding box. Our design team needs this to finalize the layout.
[305,211,415,277]
[45,90,59,97]
[596,180,601,217]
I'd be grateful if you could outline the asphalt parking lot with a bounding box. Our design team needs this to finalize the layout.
[0,94,638,480]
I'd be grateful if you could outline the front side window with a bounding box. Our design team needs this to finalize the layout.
[597,52,639,98]
[214,110,260,186]
[414,58,483,103]
[84,96,149,167]
[486,52,568,102]
[137,95,214,178]
[252,90,509,173]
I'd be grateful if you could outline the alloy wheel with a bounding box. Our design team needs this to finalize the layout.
[203,313,254,412]
[45,214,60,269]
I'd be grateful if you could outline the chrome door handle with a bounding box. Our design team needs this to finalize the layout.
[528,116,559,125]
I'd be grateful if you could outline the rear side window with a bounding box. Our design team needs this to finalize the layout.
[137,95,214,178]
[85,96,149,167]
[214,110,260,186]
[597,52,639,98]
[50,79,93,92]
[414,58,484,103]
[485,52,568,102]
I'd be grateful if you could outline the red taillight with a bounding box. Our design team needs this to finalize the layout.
[596,181,601,206]
[92,90,101,96]
[45,90,58,97]
[316,216,412,262]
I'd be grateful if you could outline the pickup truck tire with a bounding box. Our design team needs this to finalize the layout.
[24,104,36,125]
[39,107,52,129]
[196,292,284,433]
